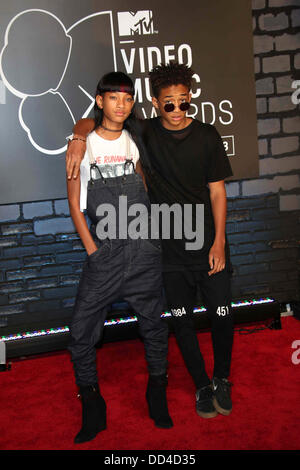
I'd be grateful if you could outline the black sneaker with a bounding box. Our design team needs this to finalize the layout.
[196,384,218,418]
[212,377,232,416]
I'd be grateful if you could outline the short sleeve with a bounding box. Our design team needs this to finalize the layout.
[130,138,140,166]
[206,125,233,183]
[124,130,140,166]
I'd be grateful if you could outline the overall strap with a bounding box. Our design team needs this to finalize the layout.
[86,135,96,165]
[87,134,105,182]
[123,130,135,176]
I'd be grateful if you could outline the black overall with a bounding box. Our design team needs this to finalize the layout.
[68,148,168,387]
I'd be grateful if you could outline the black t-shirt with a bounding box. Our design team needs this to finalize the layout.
[140,117,233,271]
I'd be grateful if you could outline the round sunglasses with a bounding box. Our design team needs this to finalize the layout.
[163,102,190,113]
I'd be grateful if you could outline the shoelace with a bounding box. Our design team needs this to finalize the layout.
[214,379,233,393]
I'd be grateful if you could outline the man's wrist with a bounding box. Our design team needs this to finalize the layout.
[69,135,86,143]
[213,236,225,246]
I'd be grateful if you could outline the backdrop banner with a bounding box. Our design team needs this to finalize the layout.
[0,0,258,204]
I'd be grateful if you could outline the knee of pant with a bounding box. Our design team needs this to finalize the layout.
[171,320,195,339]
[139,320,168,339]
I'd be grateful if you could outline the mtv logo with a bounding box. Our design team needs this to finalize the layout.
[117,11,154,36]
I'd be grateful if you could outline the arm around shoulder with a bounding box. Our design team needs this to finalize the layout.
[73,118,95,137]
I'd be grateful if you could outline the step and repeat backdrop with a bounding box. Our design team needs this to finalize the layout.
[0,0,258,204]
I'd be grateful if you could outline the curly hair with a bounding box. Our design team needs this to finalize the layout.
[149,62,194,98]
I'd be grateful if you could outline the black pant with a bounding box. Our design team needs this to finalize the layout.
[69,238,168,387]
[163,269,234,388]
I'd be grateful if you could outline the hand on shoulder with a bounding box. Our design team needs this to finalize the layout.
[66,118,95,180]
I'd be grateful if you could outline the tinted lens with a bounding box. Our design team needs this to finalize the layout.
[179,102,190,111]
[163,102,190,112]
[164,103,175,113]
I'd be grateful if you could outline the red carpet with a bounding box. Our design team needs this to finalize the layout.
[0,316,299,451]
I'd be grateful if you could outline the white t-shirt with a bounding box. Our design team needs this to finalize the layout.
[80,129,140,212]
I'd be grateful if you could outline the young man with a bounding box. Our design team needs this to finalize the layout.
[66,62,234,419]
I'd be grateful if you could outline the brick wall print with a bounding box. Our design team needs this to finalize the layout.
[0,0,299,332]
[231,0,300,303]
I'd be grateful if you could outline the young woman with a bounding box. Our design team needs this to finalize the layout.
[66,72,172,444]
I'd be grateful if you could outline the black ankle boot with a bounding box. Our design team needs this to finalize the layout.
[74,384,107,444]
[146,374,173,429]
